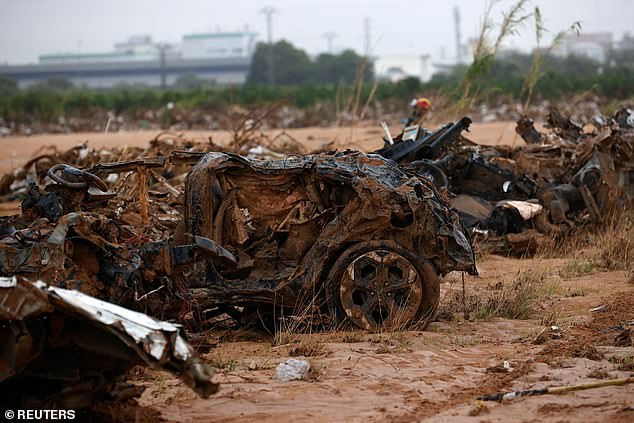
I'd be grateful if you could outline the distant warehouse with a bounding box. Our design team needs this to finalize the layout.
[0,32,257,89]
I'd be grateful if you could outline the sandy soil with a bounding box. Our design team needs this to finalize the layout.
[0,121,525,174]
[1,124,631,421]
[131,254,633,422]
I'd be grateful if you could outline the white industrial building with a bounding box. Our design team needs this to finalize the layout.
[0,32,258,88]
[551,32,613,63]
[373,55,434,83]
[182,32,256,59]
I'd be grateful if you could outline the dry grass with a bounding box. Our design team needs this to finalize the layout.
[270,288,330,346]
[536,230,593,259]
[559,259,596,279]
[207,350,238,372]
[540,308,565,327]
[572,345,604,361]
[537,208,633,274]
[272,315,303,347]
[587,369,610,379]
[289,339,330,358]
[449,335,480,347]
[614,328,634,348]
[610,354,634,371]
[370,331,414,354]
[340,332,365,343]
[594,210,633,272]
[437,270,545,322]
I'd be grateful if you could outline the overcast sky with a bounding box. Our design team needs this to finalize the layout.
[1,0,633,65]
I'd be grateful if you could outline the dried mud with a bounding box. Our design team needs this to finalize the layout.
[134,254,633,422]
[1,124,631,421]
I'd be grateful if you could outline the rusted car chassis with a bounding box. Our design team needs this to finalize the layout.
[1,151,476,331]
[167,151,476,329]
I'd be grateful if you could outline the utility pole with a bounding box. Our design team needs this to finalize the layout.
[260,6,277,85]
[363,17,371,57]
[157,43,168,89]
[453,6,462,63]
[323,31,337,54]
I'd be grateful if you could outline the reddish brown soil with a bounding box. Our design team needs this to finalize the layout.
[1,126,631,421]
[133,255,633,422]
[0,121,525,174]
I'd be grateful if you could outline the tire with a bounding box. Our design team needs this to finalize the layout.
[326,240,439,331]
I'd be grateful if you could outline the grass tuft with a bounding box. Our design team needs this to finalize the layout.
[560,259,596,279]
[207,350,238,372]
[437,270,544,321]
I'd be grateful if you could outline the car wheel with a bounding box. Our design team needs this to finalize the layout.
[326,241,439,331]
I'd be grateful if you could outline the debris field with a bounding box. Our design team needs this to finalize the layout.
[0,108,632,421]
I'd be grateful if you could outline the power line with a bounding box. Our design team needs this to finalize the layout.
[156,43,169,89]
[260,6,278,86]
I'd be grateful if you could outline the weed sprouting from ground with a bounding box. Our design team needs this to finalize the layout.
[540,308,565,327]
[594,209,633,272]
[270,286,331,347]
[437,270,546,321]
[289,339,330,358]
[520,6,581,110]
[207,351,238,372]
[272,315,303,347]
[560,259,596,279]
[477,271,539,319]
[455,0,533,112]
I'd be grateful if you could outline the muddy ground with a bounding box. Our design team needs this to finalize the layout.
[1,123,632,422]
[128,253,633,423]
[0,121,527,174]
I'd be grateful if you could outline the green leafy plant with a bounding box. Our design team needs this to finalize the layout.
[521,6,582,110]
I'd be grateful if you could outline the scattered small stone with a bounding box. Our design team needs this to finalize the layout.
[275,358,310,381]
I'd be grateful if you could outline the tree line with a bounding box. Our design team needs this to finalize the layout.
[0,39,633,125]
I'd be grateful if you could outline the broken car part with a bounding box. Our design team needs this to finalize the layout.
[176,151,476,330]
[0,277,217,410]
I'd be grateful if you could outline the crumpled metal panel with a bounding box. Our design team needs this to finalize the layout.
[179,150,477,312]
[0,278,218,408]
[0,212,142,302]
[40,282,194,362]
[0,276,52,320]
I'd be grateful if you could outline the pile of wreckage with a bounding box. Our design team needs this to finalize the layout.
[0,106,631,412]
[0,123,479,411]
[377,108,633,255]
[0,133,226,412]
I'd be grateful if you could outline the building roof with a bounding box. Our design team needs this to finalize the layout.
[183,32,257,40]
[39,51,137,61]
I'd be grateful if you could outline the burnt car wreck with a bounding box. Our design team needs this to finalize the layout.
[1,150,477,334]
[173,151,476,330]
[376,109,633,255]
